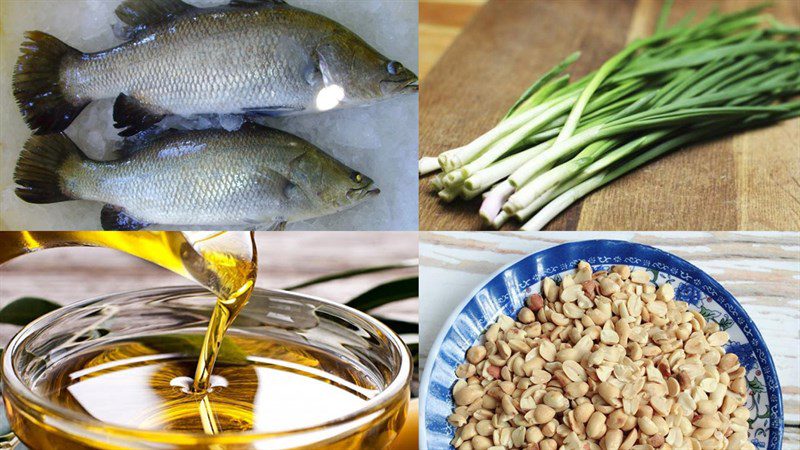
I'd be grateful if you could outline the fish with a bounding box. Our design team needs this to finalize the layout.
[12,0,418,136]
[12,123,379,230]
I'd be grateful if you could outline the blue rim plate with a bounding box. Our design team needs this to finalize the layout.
[420,240,783,450]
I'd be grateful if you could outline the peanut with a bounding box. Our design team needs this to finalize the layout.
[451,262,751,450]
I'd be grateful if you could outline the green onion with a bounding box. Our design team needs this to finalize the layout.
[419,3,800,230]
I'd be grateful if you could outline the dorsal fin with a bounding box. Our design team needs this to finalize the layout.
[229,0,287,8]
[113,93,167,137]
[101,205,151,231]
[115,0,196,38]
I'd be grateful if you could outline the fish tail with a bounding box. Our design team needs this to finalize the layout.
[13,31,88,134]
[14,134,85,204]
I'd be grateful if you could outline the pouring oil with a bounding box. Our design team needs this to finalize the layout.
[0,231,401,447]
[1,231,256,392]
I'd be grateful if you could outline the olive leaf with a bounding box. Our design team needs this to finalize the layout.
[295,267,420,364]
[345,277,418,313]
[0,297,61,326]
[137,335,248,365]
[407,342,419,365]
[372,317,418,335]
[283,260,416,290]
[327,273,420,386]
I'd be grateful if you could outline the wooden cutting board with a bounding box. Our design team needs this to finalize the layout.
[419,0,800,231]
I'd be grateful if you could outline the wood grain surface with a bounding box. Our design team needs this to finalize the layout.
[419,0,487,79]
[419,0,800,231]
[0,232,419,346]
[419,232,800,446]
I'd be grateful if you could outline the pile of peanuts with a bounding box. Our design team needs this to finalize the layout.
[449,262,753,450]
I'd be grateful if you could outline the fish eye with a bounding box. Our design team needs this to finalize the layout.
[350,172,363,183]
[387,61,402,75]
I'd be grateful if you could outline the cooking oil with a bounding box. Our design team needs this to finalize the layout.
[0,231,256,395]
[1,232,408,448]
[32,333,377,433]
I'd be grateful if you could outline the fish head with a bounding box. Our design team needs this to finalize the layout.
[316,30,417,109]
[288,148,379,213]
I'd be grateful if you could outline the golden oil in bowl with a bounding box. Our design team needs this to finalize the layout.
[3,288,411,449]
[32,334,376,434]
[1,233,411,449]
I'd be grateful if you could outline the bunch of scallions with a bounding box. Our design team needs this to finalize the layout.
[418,2,800,230]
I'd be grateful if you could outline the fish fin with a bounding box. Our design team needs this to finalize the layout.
[117,124,176,156]
[282,180,298,200]
[113,93,167,137]
[303,57,322,86]
[13,134,85,204]
[245,219,287,231]
[101,205,151,231]
[229,0,287,8]
[243,106,305,117]
[266,220,287,231]
[115,0,196,38]
[13,31,89,135]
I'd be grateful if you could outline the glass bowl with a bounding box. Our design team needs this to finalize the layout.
[2,287,412,449]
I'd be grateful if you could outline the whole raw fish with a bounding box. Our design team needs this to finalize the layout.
[13,0,418,135]
[13,124,379,230]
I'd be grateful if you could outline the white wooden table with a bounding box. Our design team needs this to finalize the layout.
[419,232,800,448]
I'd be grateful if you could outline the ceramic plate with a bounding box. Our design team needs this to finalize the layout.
[420,240,782,450]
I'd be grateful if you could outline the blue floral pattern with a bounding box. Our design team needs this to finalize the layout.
[726,341,759,371]
[421,240,783,450]
[674,281,705,306]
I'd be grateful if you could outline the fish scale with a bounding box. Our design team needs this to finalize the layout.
[82,130,296,225]
[13,124,377,229]
[62,7,316,116]
[15,0,416,135]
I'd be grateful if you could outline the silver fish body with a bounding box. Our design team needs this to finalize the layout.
[12,0,417,135]
[65,7,336,115]
[13,125,378,229]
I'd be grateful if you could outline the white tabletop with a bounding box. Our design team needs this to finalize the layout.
[419,231,800,447]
